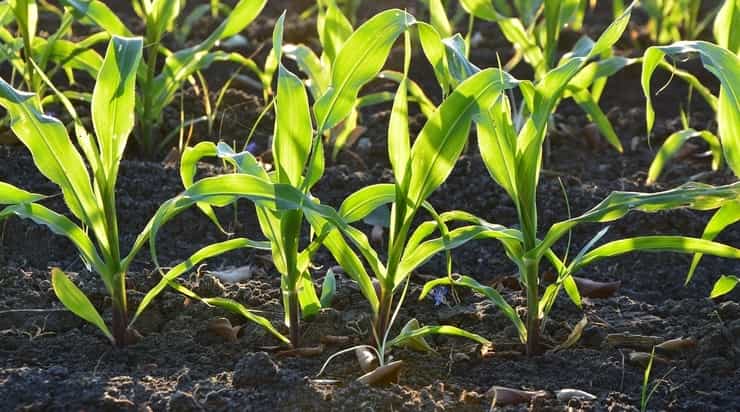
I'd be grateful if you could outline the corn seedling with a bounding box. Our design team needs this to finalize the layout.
[634,0,725,45]
[141,10,420,349]
[0,37,173,347]
[0,1,109,125]
[311,25,530,368]
[641,41,739,184]
[639,1,737,184]
[282,0,436,159]
[640,347,675,412]
[60,0,268,157]
[455,0,633,154]
[640,41,740,297]
[419,7,740,356]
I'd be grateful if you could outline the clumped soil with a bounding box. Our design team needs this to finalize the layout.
[1,1,739,411]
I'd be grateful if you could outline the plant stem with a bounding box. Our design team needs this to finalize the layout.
[524,257,540,356]
[287,289,301,348]
[111,272,128,347]
[374,289,393,347]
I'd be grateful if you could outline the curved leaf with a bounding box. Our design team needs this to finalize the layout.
[314,9,416,132]
[420,274,525,343]
[51,268,112,342]
[686,201,740,284]
[572,236,740,273]
[646,129,722,185]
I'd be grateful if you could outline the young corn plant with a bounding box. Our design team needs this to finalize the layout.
[60,0,268,157]
[282,0,436,159]
[634,0,724,45]
[456,0,632,154]
[309,30,533,369]
[641,41,740,297]
[140,10,420,349]
[419,9,740,356]
[0,37,169,347]
[641,41,739,184]
[0,1,108,124]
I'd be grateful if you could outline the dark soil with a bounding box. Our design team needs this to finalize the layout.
[1,1,738,411]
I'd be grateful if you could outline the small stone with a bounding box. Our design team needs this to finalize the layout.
[718,301,740,320]
[233,352,280,388]
[167,391,202,412]
[47,365,68,378]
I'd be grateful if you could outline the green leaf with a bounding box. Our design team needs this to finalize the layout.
[0,77,110,259]
[284,43,329,99]
[0,203,108,283]
[165,281,290,344]
[149,0,267,116]
[146,0,182,45]
[399,224,521,285]
[443,34,480,84]
[388,76,411,187]
[407,68,519,211]
[51,268,112,342]
[646,129,722,185]
[60,0,132,36]
[536,182,740,258]
[710,275,739,298]
[314,9,416,132]
[387,323,490,348]
[641,41,740,176]
[339,184,396,223]
[416,22,451,95]
[571,88,623,152]
[307,214,380,313]
[420,274,526,343]
[0,181,45,204]
[572,236,740,274]
[318,0,353,62]
[273,14,313,187]
[478,94,518,201]
[394,318,436,352]
[10,0,38,45]
[686,201,740,284]
[36,37,105,79]
[92,36,142,183]
[131,238,269,325]
[714,0,740,53]
[427,0,452,38]
[320,268,337,307]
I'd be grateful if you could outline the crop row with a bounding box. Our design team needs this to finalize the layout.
[0,0,738,380]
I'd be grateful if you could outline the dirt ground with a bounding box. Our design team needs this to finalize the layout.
[1,1,738,411]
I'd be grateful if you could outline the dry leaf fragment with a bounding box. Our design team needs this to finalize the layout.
[209,265,254,283]
[628,351,670,367]
[356,360,403,386]
[277,344,325,357]
[320,335,353,345]
[485,386,550,405]
[606,333,662,350]
[556,388,597,401]
[655,337,697,355]
[551,316,588,352]
[575,277,621,298]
